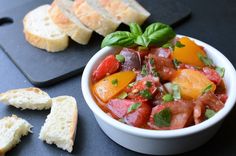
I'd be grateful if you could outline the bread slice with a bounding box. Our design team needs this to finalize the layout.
[39,96,78,152]
[72,0,121,36]
[98,0,150,25]
[23,4,69,52]
[49,0,92,45]
[0,87,52,110]
[0,115,32,155]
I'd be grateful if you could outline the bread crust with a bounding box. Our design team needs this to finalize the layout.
[49,0,92,45]
[72,0,120,36]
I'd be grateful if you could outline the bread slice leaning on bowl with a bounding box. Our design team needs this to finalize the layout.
[98,0,150,25]
[72,0,121,36]
[49,0,92,45]
[23,4,69,52]
[0,115,32,155]
[39,96,78,153]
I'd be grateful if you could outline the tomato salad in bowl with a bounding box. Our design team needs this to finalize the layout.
[91,23,227,130]
[82,22,236,155]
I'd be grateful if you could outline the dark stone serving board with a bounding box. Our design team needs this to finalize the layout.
[0,0,191,87]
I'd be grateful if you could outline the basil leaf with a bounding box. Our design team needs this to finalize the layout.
[205,109,216,119]
[127,102,141,113]
[134,35,150,47]
[154,108,171,127]
[172,84,181,100]
[101,31,135,48]
[202,84,212,94]
[143,22,176,46]
[130,23,143,36]
[175,41,185,48]
[111,79,118,86]
[197,53,214,67]
[215,66,225,78]
[116,54,125,63]
[118,91,128,99]
[162,94,174,102]
[146,81,152,88]
[140,89,152,99]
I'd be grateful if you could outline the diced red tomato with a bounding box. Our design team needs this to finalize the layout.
[107,99,151,127]
[194,92,224,124]
[92,55,120,82]
[148,100,194,130]
[202,67,222,85]
[148,54,176,81]
[216,94,228,103]
[151,47,171,58]
[126,75,160,101]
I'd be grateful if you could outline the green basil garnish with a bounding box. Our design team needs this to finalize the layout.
[115,54,125,63]
[154,108,171,127]
[130,23,143,36]
[205,109,216,119]
[127,102,141,113]
[202,84,212,94]
[197,53,214,67]
[162,94,174,102]
[111,79,118,86]
[175,41,185,48]
[140,89,152,99]
[215,66,225,78]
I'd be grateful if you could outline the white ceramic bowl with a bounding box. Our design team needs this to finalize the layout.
[81,35,236,155]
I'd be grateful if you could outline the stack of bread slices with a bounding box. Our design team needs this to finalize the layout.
[23,0,150,52]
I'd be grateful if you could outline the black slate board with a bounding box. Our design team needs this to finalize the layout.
[0,0,191,87]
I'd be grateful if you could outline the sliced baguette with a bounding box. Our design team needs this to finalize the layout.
[23,4,69,52]
[0,115,32,155]
[99,0,150,25]
[49,0,92,45]
[39,96,78,152]
[0,87,52,110]
[72,0,121,36]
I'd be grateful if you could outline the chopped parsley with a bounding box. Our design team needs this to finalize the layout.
[111,79,118,86]
[118,91,128,99]
[202,84,212,94]
[128,82,136,88]
[162,94,174,102]
[150,57,155,65]
[215,66,225,78]
[175,41,185,48]
[127,102,141,113]
[146,81,152,88]
[172,84,181,100]
[151,68,159,77]
[173,59,181,68]
[197,53,214,67]
[140,89,152,99]
[205,109,216,119]
[115,54,125,63]
[154,108,171,127]
[141,65,148,76]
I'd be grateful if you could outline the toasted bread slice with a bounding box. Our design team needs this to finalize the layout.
[23,4,69,52]
[39,96,78,152]
[0,115,32,155]
[72,0,121,36]
[98,0,150,25]
[49,0,92,44]
[0,87,51,110]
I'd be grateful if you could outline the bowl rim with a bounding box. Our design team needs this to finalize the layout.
[81,35,236,138]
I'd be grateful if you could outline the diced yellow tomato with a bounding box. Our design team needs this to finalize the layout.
[93,71,136,102]
[171,69,216,99]
[172,37,206,67]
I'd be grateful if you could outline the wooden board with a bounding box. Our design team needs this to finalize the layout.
[0,0,191,87]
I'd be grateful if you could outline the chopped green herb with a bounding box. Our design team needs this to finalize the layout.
[154,108,171,127]
[111,79,118,86]
[173,59,181,68]
[128,82,136,88]
[162,94,174,102]
[197,53,214,67]
[175,41,185,48]
[205,109,216,119]
[118,91,128,99]
[141,65,148,76]
[140,89,152,99]
[215,66,225,78]
[202,84,212,94]
[116,54,125,63]
[127,102,141,113]
[146,81,152,88]
[172,84,181,100]
[151,68,159,77]
[150,57,155,65]
[162,43,174,50]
